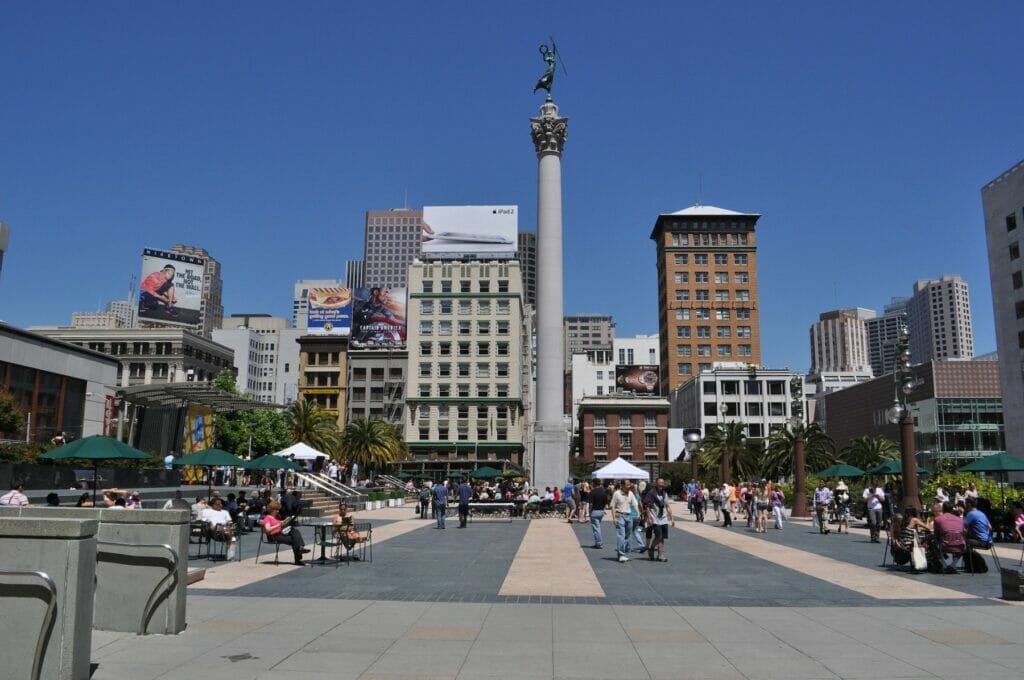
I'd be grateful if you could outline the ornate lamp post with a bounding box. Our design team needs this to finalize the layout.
[682,428,702,480]
[886,328,920,512]
[788,375,809,518]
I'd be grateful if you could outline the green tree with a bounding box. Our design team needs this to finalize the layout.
[212,368,239,394]
[699,421,748,485]
[0,391,25,436]
[209,367,290,456]
[338,417,408,473]
[284,398,340,454]
[840,435,898,471]
[764,423,836,479]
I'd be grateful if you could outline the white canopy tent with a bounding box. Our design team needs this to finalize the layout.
[591,457,650,481]
[272,442,330,461]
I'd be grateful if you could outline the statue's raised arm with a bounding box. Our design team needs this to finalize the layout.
[533,38,562,97]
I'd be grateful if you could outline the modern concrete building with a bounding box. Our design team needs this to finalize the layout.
[292,279,344,330]
[71,311,128,329]
[866,297,908,377]
[809,308,874,375]
[563,314,615,371]
[31,326,234,387]
[363,208,423,289]
[982,158,1024,460]
[168,244,223,338]
[517,230,538,309]
[576,394,671,463]
[346,346,407,432]
[651,205,762,395]
[296,335,348,430]
[0,323,119,442]
[214,314,301,405]
[404,260,529,468]
[817,358,1003,470]
[669,364,802,441]
[906,275,975,364]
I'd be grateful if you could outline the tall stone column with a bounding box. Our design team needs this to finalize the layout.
[530,99,569,489]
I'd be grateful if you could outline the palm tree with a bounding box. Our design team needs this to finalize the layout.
[841,435,898,471]
[284,399,340,454]
[339,418,408,474]
[700,421,748,485]
[764,423,836,479]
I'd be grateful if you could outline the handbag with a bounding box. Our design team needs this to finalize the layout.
[910,531,927,572]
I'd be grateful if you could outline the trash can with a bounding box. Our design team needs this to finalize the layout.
[1000,568,1024,601]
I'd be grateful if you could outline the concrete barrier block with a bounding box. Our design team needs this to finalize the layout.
[0,517,98,680]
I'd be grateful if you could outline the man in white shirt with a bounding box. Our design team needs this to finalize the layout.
[200,498,235,544]
[862,482,885,543]
[0,479,30,506]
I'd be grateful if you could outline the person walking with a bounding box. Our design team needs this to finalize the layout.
[834,481,851,534]
[588,481,608,549]
[432,480,448,529]
[692,484,705,523]
[611,480,636,563]
[720,483,733,527]
[710,485,722,521]
[577,480,591,523]
[754,480,771,533]
[457,478,473,528]
[862,480,885,543]
[644,478,675,561]
[813,480,833,535]
[771,484,786,530]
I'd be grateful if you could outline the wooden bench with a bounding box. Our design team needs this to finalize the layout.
[468,502,514,522]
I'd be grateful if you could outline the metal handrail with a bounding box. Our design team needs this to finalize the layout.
[96,541,178,635]
[377,474,405,488]
[295,472,360,498]
[0,569,57,680]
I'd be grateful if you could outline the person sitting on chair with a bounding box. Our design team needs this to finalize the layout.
[331,503,366,557]
[260,501,309,566]
[963,497,994,551]
[200,497,235,545]
[932,501,966,573]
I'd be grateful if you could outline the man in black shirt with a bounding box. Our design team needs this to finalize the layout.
[588,481,609,549]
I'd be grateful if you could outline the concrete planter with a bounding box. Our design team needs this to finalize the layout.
[365,502,374,512]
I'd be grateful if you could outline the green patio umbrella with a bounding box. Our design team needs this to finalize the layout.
[172,448,246,499]
[958,453,1024,508]
[469,466,503,479]
[41,435,154,505]
[866,459,928,476]
[815,464,866,478]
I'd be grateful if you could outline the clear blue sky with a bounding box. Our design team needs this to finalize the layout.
[2,2,1023,373]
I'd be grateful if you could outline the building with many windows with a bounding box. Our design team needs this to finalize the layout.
[517,230,537,309]
[907,275,975,364]
[576,395,670,463]
[296,336,348,430]
[982,158,1024,460]
[651,205,762,394]
[563,314,615,371]
[404,260,529,469]
[568,334,660,430]
[669,364,802,441]
[214,314,301,405]
[817,358,1003,470]
[346,346,407,433]
[866,297,908,377]
[809,308,874,376]
[363,208,423,288]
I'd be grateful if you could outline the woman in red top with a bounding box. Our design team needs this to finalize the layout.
[261,501,310,565]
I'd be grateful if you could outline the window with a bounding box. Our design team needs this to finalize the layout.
[419,384,431,397]
[458,300,472,314]
[419,362,431,377]
[1016,301,1024,319]
[420,342,432,356]
[497,300,510,315]
[694,254,708,265]
[422,280,434,292]
[738,344,752,356]
[457,342,470,356]
[497,342,510,356]
[715,290,729,301]
[456,383,470,397]
[736,308,751,319]
[478,280,490,293]
[438,363,451,378]
[619,432,632,449]
[744,380,762,395]
[674,254,688,265]
[695,290,710,301]
[694,272,709,283]
[497,320,510,335]
[420,300,434,314]
[498,279,509,292]
[736,326,751,338]
[768,403,786,416]
[457,405,469,419]
[1008,213,1018,232]
[695,308,711,320]
[715,272,729,284]
[477,321,490,335]
[441,280,452,292]
[594,432,607,449]
[715,309,731,320]
[645,411,656,426]
[696,326,711,338]
[438,384,450,397]
[716,326,731,338]
[675,290,690,301]
[476,363,490,378]
[677,363,692,375]
[674,272,689,284]
[439,342,451,356]
[714,254,728,265]
[496,362,509,377]
[767,381,786,395]
[734,272,749,283]
[675,308,690,321]
[419,427,429,440]
[460,280,471,293]
[419,321,432,335]
[736,290,750,301]
[676,326,691,338]
[697,344,712,356]
[458,320,472,335]
[439,300,452,314]
[717,345,732,357]
[478,301,491,315]
[458,362,470,377]
[438,320,452,336]
[734,254,748,265]
[745,403,762,416]
[676,344,691,356]
[1013,271,1023,290]
[496,384,509,397]
[644,432,657,449]
[594,412,605,426]
[477,385,490,397]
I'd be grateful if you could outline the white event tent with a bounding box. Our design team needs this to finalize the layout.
[591,457,650,481]
[272,442,330,461]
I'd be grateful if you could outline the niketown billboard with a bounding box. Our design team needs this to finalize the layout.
[421,205,518,260]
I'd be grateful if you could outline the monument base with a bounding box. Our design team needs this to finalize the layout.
[533,425,569,491]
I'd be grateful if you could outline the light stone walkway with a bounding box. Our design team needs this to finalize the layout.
[672,511,974,600]
[499,519,604,597]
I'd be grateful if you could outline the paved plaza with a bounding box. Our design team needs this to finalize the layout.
[89,502,1024,680]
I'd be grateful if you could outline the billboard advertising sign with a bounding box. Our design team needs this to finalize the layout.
[352,287,407,343]
[422,205,518,259]
[103,395,117,437]
[138,248,204,327]
[307,287,352,336]
[615,365,660,394]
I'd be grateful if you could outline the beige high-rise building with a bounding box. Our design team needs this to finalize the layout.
[363,208,423,288]
[563,314,615,370]
[809,308,874,375]
[906,275,974,364]
[650,205,762,395]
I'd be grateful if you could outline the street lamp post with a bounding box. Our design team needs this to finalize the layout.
[887,328,921,512]
[788,376,809,518]
[682,428,702,481]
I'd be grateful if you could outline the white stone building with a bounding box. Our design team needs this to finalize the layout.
[214,314,301,404]
[907,275,975,364]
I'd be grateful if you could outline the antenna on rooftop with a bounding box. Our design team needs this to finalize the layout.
[697,173,704,206]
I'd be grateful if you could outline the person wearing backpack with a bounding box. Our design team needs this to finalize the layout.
[692,484,705,523]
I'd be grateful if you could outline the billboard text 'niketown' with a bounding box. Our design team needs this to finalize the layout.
[421,206,518,259]
[307,287,352,336]
[138,249,204,327]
